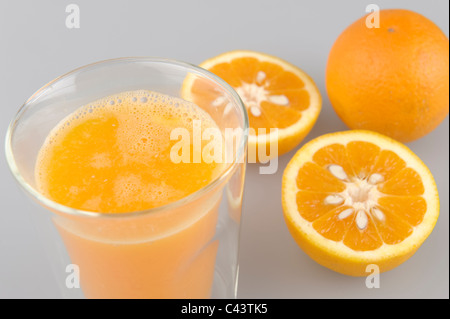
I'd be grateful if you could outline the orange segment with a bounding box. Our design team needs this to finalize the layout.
[296,162,346,193]
[229,57,259,83]
[258,61,285,83]
[188,77,224,116]
[296,192,344,222]
[343,212,383,251]
[312,206,355,242]
[346,141,380,178]
[182,50,322,162]
[260,101,302,129]
[208,63,242,87]
[282,130,440,276]
[371,150,407,181]
[268,89,311,112]
[265,71,305,91]
[247,106,275,136]
[378,196,427,227]
[378,167,425,196]
[312,143,354,177]
[371,207,413,245]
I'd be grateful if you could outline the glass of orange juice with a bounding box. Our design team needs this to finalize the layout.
[5,57,248,299]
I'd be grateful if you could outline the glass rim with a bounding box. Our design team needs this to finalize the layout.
[4,56,249,219]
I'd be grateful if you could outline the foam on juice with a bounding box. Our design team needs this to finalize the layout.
[35,90,224,213]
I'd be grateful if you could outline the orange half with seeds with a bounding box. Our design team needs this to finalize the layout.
[282,130,440,276]
[182,50,322,162]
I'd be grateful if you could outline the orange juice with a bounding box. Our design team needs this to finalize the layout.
[35,90,225,298]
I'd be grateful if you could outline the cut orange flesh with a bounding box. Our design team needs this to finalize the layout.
[282,130,440,276]
[182,50,322,162]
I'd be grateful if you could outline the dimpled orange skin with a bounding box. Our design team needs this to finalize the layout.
[326,9,449,143]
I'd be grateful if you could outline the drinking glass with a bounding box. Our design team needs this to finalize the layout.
[5,57,248,299]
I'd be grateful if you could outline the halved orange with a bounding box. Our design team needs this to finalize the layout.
[182,50,322,162]
[282,130,440,276]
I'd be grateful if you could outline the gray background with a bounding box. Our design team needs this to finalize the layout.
[0,0,448,299]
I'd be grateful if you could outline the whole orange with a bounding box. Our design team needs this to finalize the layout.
[326,9,449,142]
